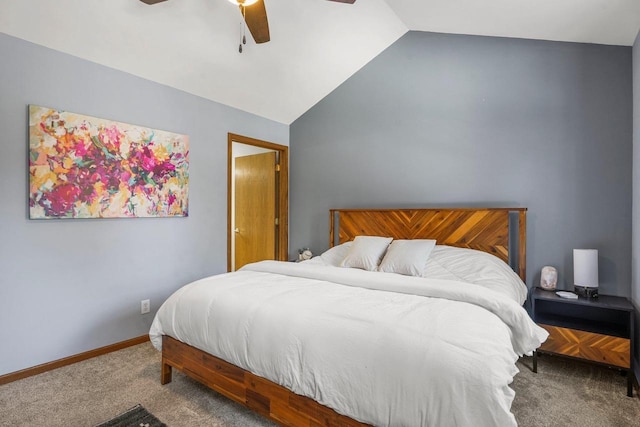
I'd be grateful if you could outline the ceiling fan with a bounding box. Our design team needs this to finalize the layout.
[140,0,356,45]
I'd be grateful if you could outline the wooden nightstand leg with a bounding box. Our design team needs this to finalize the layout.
[533,351,537,373]
[627,370,633,397]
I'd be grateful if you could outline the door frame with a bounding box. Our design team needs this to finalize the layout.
[227,133,288,272]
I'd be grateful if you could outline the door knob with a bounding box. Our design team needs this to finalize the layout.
[234,228,240,233]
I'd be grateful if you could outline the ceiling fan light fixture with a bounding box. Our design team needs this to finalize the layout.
[228,0,259,6]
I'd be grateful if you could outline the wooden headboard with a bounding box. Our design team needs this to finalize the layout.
[330,208,527,281]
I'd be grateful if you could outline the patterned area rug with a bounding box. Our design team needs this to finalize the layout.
[94,404,167,427]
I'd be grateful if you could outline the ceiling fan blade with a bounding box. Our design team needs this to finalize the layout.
[327,0,356,3]
[139,0,168,4]
[242,0,270,44]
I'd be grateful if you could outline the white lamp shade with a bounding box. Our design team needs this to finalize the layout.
[573,249,598,288]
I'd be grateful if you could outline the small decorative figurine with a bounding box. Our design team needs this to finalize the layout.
[540,266,558,291]
[298,248,313,261]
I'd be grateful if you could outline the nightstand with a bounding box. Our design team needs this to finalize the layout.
[531,288,635,397]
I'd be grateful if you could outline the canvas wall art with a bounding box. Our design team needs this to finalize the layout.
[29,105,189,219]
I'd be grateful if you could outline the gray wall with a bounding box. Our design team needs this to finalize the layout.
[0,34,288,376]
[290,31,632,297]
[632,29,640,384]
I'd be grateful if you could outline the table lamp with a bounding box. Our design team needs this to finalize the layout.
[573,249,598,298]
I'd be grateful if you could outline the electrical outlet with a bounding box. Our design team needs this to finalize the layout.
[141,299,150,314]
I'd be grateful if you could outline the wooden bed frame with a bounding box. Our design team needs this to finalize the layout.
[161,207,527,426]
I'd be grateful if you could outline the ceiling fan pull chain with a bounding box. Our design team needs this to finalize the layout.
[242,5,247,45]
[238,5,247,53]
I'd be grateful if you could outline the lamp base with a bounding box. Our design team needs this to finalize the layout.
[574,285,598,298]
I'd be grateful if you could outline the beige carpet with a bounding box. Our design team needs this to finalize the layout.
[512,355,640,427]
[0,342,638,426]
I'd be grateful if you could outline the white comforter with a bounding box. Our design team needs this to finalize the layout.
[150,261,548,427]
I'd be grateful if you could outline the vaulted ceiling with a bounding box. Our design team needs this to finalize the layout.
[1,0,639,124]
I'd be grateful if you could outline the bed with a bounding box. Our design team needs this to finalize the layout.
[149,208,547,426]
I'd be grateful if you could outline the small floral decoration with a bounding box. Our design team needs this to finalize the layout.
[29,105,189,219]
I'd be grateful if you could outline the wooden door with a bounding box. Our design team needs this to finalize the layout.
[234,151,277,270]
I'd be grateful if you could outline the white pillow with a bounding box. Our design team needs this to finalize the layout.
[378,239,437,276]
[319,241,353,266]
[340,236,393,271]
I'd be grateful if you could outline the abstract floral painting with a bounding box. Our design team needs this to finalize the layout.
[29,105,189,219]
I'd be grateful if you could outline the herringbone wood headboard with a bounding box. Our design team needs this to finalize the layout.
[329,208,527,281]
